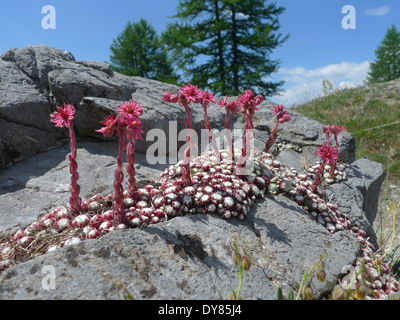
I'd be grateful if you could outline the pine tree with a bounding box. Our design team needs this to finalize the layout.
[163,0,288,96]
[367,24,400,84]
[110,19,179,84]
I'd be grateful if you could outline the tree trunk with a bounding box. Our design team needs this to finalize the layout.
[230,5,239,94]
[214,0,226,94]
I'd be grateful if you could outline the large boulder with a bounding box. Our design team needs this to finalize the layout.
[0,141,169,236]
[0,194,360,300]
[0,45,225,167]
[0,140,386,299]
[0,45,391,300]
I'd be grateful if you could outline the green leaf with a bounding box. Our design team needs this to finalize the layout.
[277,287,283,300]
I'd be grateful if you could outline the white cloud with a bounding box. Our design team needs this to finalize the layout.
[366,5,391,16]
[269,61,370,106]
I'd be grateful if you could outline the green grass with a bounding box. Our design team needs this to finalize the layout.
[294,79,400,268]
[293,82,400,182]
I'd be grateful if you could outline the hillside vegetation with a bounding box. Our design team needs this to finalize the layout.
[293,79,400,182]
[294,79,400,264]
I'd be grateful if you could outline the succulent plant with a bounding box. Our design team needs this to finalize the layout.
[0,86,398,301]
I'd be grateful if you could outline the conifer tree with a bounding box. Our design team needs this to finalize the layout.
[367,24,400,84]
[163,0,288,96]
[110,19,179,84]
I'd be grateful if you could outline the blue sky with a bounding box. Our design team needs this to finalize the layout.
[1,1,399,105]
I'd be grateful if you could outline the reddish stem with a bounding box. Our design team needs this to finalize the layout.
[329,135,340,177]
[203,105,221,161]
[263,120,279,153]
[311,160,327,193]
[236,112,254,175]
[224,112,234,162]
[113,129,127,226]
[182,103,194,185]
[126,130,137,198]
[68,120,81,215]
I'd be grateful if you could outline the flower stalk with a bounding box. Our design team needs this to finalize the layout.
[235,90,263,175]
[113,120,127,225]
[162,83,202,186]
[201,90,220,161]
[117,101,144,198]
[96,100,144,226]
[228,238,251,300]
[322,124,346,177]
[50,103,82,215]
[296,253,328,300]
[264,104,291,153]
[219,97,239,161]
[311,142,339,193]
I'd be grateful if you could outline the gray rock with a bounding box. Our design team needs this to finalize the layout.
[0,44,355,171]
[0,141,168,236]
[233,106,355,165]
[0,45,227,168]
[0,195,360,300]
[0,44,388,300]
[0,134,383,300]
[325,157,386,245]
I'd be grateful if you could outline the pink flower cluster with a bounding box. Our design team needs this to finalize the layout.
[311,124,346,193]
[163,84,222,184]
[96,100,144,139]
[263,104,291,153]
[272,104,291,124]
[163,83,291,178]
[237,89,264,116]
[236,90,264,174]
[50,84,291,226]
[322,124,346,148]
[96,100,144,226]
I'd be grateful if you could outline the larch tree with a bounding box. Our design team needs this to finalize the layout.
[162,0,288,96]
[110,19,180,84]
[367,24,400,84]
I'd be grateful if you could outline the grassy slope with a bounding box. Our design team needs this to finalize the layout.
[293,79,400,264]
[293,79,400,182]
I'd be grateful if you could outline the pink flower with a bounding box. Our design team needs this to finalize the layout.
[96,115,117,138]
[119,113,144,140]
[316,142,339,164]
[272,104,291,123]
[219,97,239,116]
[50,103,75,128]
[201,90,216,107]
[322,124,346,135]
[162,92,180,103]
[237,90,263,115]
[219,96,228,109]
[226,101,239,115]
[162,92,172,102]
[179,83,203,104]
[117,100,143,116]
[322,124,346,147]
